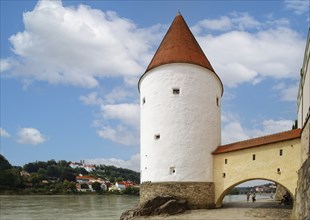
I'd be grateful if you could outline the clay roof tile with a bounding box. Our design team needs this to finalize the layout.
[213,129,301,154]
[139,13,223,94]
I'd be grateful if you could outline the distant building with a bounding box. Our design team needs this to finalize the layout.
[75,175,108,192]
[69,161,95,172]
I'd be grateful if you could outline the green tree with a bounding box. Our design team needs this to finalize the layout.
[57,160,69,167]
[115,177,124,183]
[123,187,139,196]
[0,154,12,170]
[81,183,89,189]
[63,180,77,193]
[47,165,60,178]
[75,167,88,175]
[91,181,102,192]
[59,168,76,182]
[47,159,57,166]
[24,162,39,173]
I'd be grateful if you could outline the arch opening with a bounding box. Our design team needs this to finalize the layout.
[216,178,294,209]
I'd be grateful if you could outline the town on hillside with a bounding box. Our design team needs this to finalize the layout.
[0,155,139,195]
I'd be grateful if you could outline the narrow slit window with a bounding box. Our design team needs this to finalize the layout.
[142,97,146,105]
[279,149,283,156]
[252,154,256,161]
[223,173,226,178]
[154,134,160,140]
[216,97,220,107]
[172,88,180,95]
[224,159,227,164]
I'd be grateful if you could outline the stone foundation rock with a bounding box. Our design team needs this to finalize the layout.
[140,182,215,209]
[120,195,188,220]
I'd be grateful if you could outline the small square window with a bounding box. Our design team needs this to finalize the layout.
[279,149,283,156]
[169,167,176,175]
[172,88,180,95]
[154,134,160,140]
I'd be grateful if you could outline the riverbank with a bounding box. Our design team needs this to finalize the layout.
[136,199,292,220]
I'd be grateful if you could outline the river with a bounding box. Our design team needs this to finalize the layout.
[0,195,139,220]
[223,193,274,203]
[0,194,279,220]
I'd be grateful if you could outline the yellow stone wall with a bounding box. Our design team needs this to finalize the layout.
[213,137,301,207]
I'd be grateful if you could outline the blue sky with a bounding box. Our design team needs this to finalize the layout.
[0,0,309,176]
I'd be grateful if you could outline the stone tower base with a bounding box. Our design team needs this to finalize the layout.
[140,182,215,209]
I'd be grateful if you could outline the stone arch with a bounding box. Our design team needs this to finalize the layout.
[215,178,294,208]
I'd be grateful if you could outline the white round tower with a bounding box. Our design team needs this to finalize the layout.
[139,13,223,208]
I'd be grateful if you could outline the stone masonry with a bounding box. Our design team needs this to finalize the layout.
[292,118,310,220]
[140,182,215,209]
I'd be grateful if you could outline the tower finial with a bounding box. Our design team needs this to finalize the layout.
[177,10,181,16]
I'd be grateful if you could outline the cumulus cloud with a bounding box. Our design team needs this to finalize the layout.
[0,58,16,73]
[192,12,305,89]
[198,27,304,88]
[85,153,140,172]
[80,88,135,106]
[273,81,299,101]
[193,12,261,32]
[96,103,140,145]
[221,112,294,144]
[80,84,140,146]
[97,124,139,146]
[0,128,11,138]
[7,0,162,88]
[17,127,46,145]
[100,103,139,127]
[284,0,310,15]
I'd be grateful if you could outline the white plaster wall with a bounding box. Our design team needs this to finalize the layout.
[140,63,222,183]
[298,35,310,128]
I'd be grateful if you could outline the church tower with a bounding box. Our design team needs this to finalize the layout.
[139,13,223,208]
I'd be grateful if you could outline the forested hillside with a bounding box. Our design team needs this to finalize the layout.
[0,154,140,193]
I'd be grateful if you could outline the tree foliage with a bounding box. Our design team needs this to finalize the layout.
[0,155,140,194]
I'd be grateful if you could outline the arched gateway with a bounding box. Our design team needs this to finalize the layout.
[213,129,301,207]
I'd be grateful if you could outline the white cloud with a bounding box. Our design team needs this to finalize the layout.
[273,81,299,102]
[7,0,162,88]
[193,12,260,32]
[222,121,249,144]
[97,124,139,146]
[284,0,310,15]
[96,103,140,145]
[80,92,103,105]
[0,128,11,138]
[0,58,15,73]
[250,119,294,138]
[17,127,46,145]
[199,27,304,87]
[221,112,294,144]
[85,153,140,172]
[100,103,139,127]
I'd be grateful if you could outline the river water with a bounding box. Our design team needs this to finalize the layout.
[223,193,273,203]
[0,194,276,220]
[0,195,139,220]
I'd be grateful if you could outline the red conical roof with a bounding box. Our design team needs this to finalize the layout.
[139,13,223,95]
[145,13,216,73]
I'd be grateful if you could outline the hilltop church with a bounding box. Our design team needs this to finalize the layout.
[138,13,310,212]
